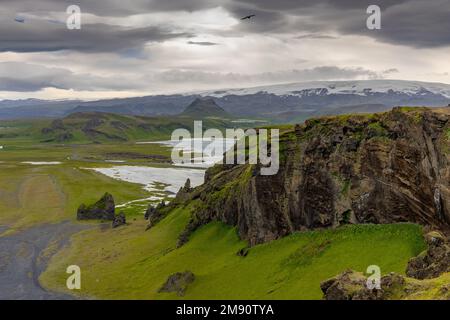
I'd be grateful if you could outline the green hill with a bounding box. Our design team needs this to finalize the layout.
[39,112,231,144]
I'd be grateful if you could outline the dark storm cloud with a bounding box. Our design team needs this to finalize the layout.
[0,0,201,53]
[1,0,223,16]
[0,20,190,53]
[341,0,450,48]
[2,0,449,54]
[227,0,450,48]
[229,0,413,11]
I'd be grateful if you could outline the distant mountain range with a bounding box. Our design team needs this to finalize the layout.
[1,80,450,122]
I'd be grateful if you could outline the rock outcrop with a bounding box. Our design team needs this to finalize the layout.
[112,212,126,228]
[322,230,450,300]
[77,193,115,221]
[406,231,450,279]
[158,271,195,296]
[321,269,450,300]
[174,107,450,246]
[321,270,423,300]
[175,179,193,202]
[145,201,167,231]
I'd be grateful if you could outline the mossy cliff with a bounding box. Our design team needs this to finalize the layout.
[165,107,450,246]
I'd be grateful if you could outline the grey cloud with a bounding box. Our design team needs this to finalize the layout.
[187,41,220,46]
[226,0,450,48]
[230,0,413,11]
[295,34,337,40]
[0,62,142,91]
[382,68,399,74]
[0,20,191,53]
[0,0,198,54]
[1,0,225,16]
[0,78,53,92]
[3,0,449,53]
[224,5,288,34]
[157,66,381,85]
[0,62,381,92]
[342,0,450,48]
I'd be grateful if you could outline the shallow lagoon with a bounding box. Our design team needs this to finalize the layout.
[88,138,236,204]
[21,161,62,165]
[139,138,236,168]
[90,165,205,195]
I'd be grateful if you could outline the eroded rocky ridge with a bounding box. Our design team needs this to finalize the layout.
[406,231,450,279]
[173,107,450,246]
[77,193,115,221]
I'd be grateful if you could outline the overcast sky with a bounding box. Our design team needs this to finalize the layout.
[1,0,450,100]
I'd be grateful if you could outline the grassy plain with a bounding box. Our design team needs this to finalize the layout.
[0,133,172,233]
[40,202,426,300]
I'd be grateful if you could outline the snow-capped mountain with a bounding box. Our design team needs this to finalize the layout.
[191,80,450,121]
[197,80,450,99]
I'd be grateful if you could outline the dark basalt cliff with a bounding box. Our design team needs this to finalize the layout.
[172,107,450,246]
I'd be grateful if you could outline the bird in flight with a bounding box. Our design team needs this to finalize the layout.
[241,14,256,20]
